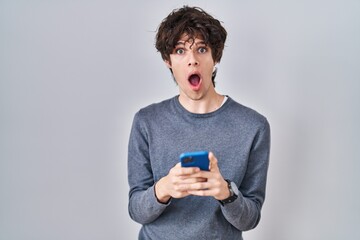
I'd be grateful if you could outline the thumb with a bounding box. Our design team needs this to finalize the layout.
[208,152,219,171]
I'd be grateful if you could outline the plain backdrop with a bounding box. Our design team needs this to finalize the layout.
[1,0,359,239]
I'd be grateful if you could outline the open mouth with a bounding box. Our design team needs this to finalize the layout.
[188,74,201,87]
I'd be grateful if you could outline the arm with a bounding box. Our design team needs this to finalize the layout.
[127,112,168,224]
[127,112,202,224]
[220,119,271,230]
[185,119,271,231]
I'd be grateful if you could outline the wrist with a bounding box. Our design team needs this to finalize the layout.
[216,179,231,201]
[155,177,171,204]
[218,179,239,205]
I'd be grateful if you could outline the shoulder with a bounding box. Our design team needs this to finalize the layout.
[137,97,173,115]
[133,97,175,124]
[225,97,269,130]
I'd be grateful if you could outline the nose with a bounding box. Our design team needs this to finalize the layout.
[187,51,199,66]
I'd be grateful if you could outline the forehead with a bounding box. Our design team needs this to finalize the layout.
[176,33,205,45]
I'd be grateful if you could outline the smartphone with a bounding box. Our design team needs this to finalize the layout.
[180,151,209,171]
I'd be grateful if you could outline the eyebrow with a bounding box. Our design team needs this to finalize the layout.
[175,42,185,47]
[175,40,207,47]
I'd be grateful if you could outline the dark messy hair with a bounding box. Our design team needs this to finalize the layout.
[155,6,227,85]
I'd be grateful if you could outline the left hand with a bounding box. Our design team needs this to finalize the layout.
[185,152,230,200]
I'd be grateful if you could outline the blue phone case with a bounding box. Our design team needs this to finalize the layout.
[180,151,209,171]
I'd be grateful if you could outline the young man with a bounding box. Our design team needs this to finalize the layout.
[128,6,270,240]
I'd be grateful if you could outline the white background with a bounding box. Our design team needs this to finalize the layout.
[1,0,359,239]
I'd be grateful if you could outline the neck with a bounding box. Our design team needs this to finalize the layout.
[178,91,224,114]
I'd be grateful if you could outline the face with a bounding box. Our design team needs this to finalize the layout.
[165,34,216,102]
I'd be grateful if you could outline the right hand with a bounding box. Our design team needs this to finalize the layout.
[155,162,205,203]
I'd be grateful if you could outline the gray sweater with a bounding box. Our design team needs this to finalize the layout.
[128,96,270,240]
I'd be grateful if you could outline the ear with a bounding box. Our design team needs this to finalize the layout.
[165,60,172,68]
[213,63,218,72]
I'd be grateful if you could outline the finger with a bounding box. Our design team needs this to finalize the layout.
[186,181,211,191]
[180,166,201,175]
[175,180,209,193]
[208,152,219,172]
[170,163,184,176]
[187,189,213,197]
[171,163,199,176]
[174,183,194,192]
[171,187,191,198]
[179,177,207,183]
[187,171,211,179]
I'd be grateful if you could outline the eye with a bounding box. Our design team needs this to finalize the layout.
[198,47,207,53]
[175,48,185,54]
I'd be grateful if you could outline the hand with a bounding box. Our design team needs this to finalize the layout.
[155,162,205,203]
[186,152,230,200]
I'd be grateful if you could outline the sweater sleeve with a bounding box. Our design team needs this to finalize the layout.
[127,111,169,224]
[221,118,271,231]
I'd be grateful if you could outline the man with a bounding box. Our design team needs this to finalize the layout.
[128,6,270,240]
